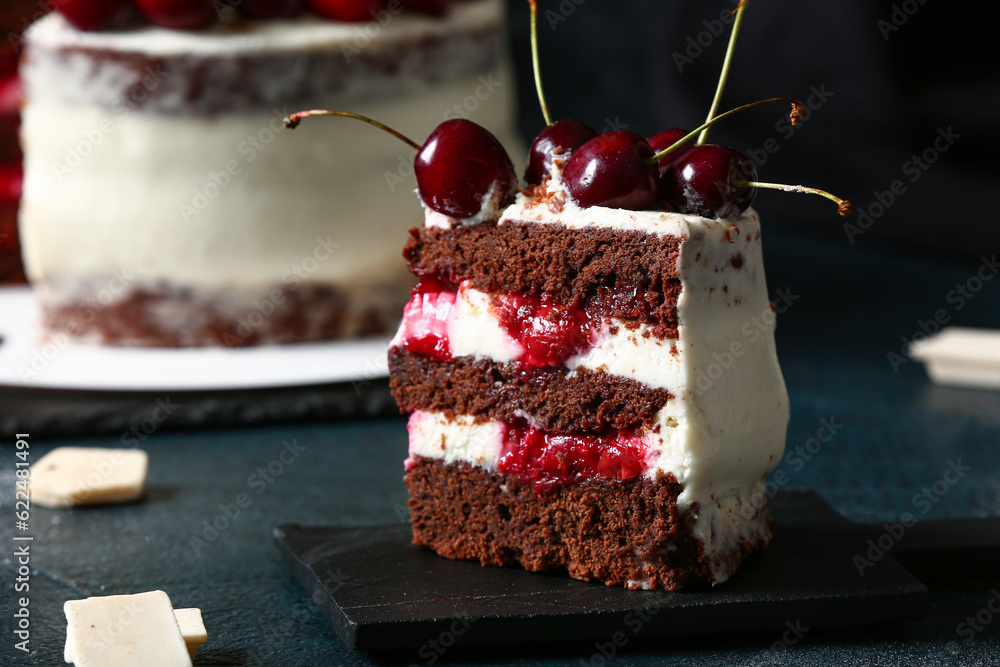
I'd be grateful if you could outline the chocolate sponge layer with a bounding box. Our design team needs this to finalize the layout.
[404,220,683,338]
[404,457,736,590]
[389,347,673,434]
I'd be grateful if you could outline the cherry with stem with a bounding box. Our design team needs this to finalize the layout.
[285,109,517,221]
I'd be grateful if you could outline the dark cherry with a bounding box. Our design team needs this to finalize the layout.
[524,119,597,185]
[0,164,22,253]
[134,0,216,29]
[0,75,20,113]
[399,0,450,17]
[305,0,382,22]
[0,163,21,201]
[240,0,304,19]
[0,74,20,163]
[561,131,661,211]
[415,119,517,220]
[0,49,16,81]
[55,0,125,30]
[647,128,694,175]
[660,144,757,219]
[491,293,594,367]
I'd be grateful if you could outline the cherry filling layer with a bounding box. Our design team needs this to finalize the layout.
[499,422,650,494]
[399,279,456,362]
[490,292,595,367]
[398,277,597,367]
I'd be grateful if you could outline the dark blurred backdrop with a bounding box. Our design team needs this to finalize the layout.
[508,0,1000,262]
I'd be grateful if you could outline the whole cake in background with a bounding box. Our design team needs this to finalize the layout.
[0,0,32,285]
[18,0,519,346]
[287,1,850,589]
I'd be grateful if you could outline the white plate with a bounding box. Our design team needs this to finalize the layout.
[0,286,392,391]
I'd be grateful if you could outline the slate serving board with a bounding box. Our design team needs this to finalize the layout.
[271,488,997,651]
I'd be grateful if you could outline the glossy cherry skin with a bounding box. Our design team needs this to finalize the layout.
[415,119,517,220]
[561,131,661,211]
[660,144,757,219]
[647,128,694,175]
[524,119,597,185]
[305,0,382,21]
[399,0,450,16]
[134,0,216,29]
[55,0,125,30]
[240,0,304,18]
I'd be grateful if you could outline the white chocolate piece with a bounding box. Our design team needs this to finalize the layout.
[172,609,207,660]
[31,447,148,508]
[909,327,1000,389]
[63,591,191,667]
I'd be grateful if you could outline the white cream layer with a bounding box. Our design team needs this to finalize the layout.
[390,281,691,390]
[19,68,521,289]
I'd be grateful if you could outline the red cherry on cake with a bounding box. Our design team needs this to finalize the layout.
[399,0,451,17]
[660,144,757,219]
[524,119,597,186]
[306,0,382,22]
[240,0,305,19]
[134,0,216,29]
[284,112,516,220]
[647,128,694,175]
[415,118,517,220]
[561,131,661,211]
[54,0,125,31]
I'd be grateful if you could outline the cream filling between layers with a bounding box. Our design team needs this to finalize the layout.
[19,69,520,289]
[390,282,686,390]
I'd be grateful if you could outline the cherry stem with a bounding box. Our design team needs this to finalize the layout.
[528,1,552,126]
[648,97,803,165]
[736,180,853,216]
[283,110,421,150]
[698,0,748,145]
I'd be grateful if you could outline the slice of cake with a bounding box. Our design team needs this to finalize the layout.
[18,0,519,346]
[287,0,845,591]
[390,167,789,589]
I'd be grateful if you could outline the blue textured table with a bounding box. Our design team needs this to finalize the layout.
[3,227,1000,666]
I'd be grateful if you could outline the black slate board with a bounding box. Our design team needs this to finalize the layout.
[274,489,928,651]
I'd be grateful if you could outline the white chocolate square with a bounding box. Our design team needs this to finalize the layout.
[909,327,1000,389]
[31,447,148,508]
[63,590,191,666]
[172,608,207,659]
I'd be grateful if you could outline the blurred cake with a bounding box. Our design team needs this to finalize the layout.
[0,0,30,284]
[18,0,519,346]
